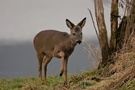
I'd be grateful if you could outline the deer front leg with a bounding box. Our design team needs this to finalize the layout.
[59,51,68,84]
[59,51,65,76]
[60,57,64,76]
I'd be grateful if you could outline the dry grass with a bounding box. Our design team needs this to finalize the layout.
[84,52,135,90]
[86,36,135,90]
[108,50,135,89]
[84,43,101,68]
[64,36,135,90]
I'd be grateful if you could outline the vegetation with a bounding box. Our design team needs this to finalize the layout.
[0,70,97,90]
[1,0,135,90]
[0,62,135,90]
[92,0,135,69]
[0,76,63,90]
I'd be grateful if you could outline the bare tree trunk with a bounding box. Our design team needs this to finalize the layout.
[94,0,109,68]
[124,0,135,49]
[116,0,135,51]
[92,0,135,69]
[116,16,127,50]
[110,0,118,53]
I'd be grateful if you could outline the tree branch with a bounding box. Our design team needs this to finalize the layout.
[87,8,100,43]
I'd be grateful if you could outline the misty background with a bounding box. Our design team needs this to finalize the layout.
[0,0,112,78]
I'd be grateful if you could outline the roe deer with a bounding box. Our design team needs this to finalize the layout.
[33,17,86,84]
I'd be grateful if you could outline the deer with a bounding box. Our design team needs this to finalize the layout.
[33,17,86,85]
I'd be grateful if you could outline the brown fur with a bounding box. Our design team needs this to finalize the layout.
[33,18,86,84]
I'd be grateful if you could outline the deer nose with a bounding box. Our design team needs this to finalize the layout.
[77,40,82,44]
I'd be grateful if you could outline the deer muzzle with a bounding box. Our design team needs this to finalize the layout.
[77,40,82,44]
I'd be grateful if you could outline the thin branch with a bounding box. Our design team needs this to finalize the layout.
[87,8,100,43]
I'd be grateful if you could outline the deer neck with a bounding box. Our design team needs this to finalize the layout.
[70,37,77,47]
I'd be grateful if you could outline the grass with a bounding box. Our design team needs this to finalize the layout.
[69,69,97,89]
[0,70,97,90]
[0,68,135,90]
[0,76,63,90]
[119,80,135,90]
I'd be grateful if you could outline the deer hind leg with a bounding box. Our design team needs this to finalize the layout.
[37,53,44,81]
[43,56,52,81]
[64,58,68,85]
[60,58,64,76]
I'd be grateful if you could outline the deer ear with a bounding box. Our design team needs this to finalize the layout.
[77,17,86,28]
[66,19,75,29]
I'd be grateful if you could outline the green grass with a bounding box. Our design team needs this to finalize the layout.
[119,80,135,90]
[1,69,134,90]
[0,70,97,90]
[0,76,63,90]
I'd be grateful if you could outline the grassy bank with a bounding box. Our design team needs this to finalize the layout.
[0,70,96,90]
[0,67,135,90]
[0,76,63,90]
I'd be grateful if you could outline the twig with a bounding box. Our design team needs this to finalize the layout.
[87,8,100,43]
